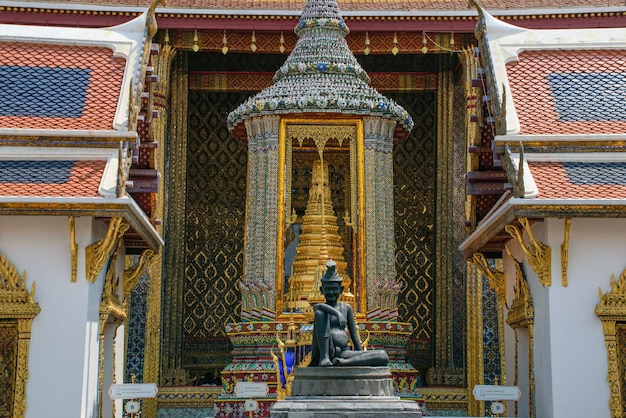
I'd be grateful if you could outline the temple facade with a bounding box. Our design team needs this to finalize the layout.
[0,0,626,417]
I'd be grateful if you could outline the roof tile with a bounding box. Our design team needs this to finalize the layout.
[0,43,126,131]
[506,50,626,135]
[529,161,626,199]
[0,160,106,197]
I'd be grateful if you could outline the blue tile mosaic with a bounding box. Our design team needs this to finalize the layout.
[548,73,626,122]
[564,162,626,185]
[0,160,74,183]
[0,65,91,118]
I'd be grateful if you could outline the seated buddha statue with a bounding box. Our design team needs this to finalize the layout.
[310,260,389,367]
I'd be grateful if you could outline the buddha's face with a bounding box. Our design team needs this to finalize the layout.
[321,282,342,304]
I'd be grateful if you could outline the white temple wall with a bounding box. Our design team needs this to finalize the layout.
[0,215,110,418]
[504,217,626,418]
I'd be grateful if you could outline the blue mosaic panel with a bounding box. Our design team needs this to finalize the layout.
[482,274,501,385]
[548,72,626,122]
[563,162,626,185]
[0,160,73,183]
[0,65,91,118]
[125,270,149,383]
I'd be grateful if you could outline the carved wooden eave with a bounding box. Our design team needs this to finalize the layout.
[0,198,163,252]
[459,200,626,258]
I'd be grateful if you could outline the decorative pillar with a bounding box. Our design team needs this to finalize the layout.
[363,116,398,312]
[435,56,455,372]
[161,50,188,385]
[466,261,485,416]
[143,43,176,416]
[242,115,280,314]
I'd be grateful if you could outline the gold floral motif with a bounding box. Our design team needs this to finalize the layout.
[505,217,551,287]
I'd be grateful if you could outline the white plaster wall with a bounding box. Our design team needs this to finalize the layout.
[0,215,109,418]
[504,218,625,418]
[545,217,624,418]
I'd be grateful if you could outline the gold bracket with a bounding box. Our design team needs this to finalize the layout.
[85,217,130,283]
[471,252,505,304]
[68,216,78,283]
[123,249,155,307]
[505,217,551,287]
[560,218,572,287]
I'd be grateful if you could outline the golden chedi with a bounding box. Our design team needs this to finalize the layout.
[285,159,353,310]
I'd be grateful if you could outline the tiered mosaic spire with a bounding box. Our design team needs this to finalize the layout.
[227,0,413,134]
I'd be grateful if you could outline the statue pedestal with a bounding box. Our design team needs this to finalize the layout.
[271,367,422,417]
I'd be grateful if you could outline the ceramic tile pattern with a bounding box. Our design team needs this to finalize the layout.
[529,161,626,199]
[0,160,106,197]
[0,43,126,130]
[506,50,626,135]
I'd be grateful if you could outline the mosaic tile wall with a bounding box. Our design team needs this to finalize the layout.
[482,276,501,384]
[125,270,149,383]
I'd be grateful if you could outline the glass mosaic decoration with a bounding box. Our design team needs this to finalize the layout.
[227,0,413,134]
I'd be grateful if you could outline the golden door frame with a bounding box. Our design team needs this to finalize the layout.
[275,117,366,319]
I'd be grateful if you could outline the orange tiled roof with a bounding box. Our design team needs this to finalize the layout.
[20,0,626,11]
[529,161,626,199]
[0,160,106,197]
[506,50,626,135]
[0,43,126,131]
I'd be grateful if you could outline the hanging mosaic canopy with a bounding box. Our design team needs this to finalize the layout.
[227,0,414,136]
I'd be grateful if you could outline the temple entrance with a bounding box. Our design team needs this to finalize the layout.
[160,50,466,382]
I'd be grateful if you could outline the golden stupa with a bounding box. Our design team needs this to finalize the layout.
[285,158,353,310]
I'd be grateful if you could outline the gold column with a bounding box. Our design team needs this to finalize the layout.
[143,43,176,417]
[161,50,189,385]
[466,261,484,416]
[435,54,455,370]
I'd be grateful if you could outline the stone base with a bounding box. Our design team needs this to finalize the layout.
[270,396,422,417]
[271,367,422,417]
[291,366,395,397]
